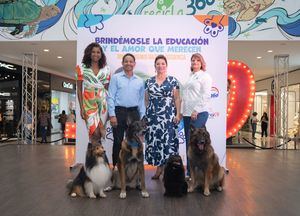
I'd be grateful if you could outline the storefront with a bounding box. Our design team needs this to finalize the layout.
[286,84,300,132]
[254,71,300,136]
[0,61,21,138]
[50,76,76,134]
[253,91,268,133]
[0,60,75,139]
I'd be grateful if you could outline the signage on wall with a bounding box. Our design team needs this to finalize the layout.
[62,82,74,89]
[0,92,11,96]
[0,62,16,70]
[271,79,274,94]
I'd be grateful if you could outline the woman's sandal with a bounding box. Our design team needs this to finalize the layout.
[151,174,161,180]
[151,169,162,180]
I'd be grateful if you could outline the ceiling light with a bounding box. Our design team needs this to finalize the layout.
[57,56,63,59]
[257,56,262,59]
[43,49,50,52]
[267,50,273,53]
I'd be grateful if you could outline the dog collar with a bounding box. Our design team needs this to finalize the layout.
[128,140,139,148]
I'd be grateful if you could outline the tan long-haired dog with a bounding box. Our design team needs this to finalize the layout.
[188,127,225,196]
[68,143,111,198]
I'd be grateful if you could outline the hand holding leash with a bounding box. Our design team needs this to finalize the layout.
[173,114,181,124]
[110,116,118,127]
[191,111,198,121]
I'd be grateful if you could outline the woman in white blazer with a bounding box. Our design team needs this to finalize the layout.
[181,53,212,177]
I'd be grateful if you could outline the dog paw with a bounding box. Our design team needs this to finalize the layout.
[100,192,107,198]
[119,191,127,199]
[187,188,194,193]
[70,193,77,197]
[217,186,223,192]
[141,191,149,198]
[103,186,112,192]
[203,190,211,196]
[88,194,97,199]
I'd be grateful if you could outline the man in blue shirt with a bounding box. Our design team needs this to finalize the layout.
[107,53,145,168]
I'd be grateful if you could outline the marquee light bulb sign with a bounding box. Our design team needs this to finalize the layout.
[65,122,76,139]
[227,60,255,138]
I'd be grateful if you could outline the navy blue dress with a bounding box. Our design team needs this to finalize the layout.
[145,76,180,166]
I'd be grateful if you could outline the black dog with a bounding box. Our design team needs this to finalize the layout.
[163,155,188,197]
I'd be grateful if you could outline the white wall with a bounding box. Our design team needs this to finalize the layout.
[256,69,300,94]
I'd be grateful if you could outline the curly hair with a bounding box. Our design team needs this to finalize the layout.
[82,42,107,69]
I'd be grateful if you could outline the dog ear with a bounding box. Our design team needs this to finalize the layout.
[203,128,211,143]
[190,124,196,134]
[87,142,93,152]
[126,111,138,126]
[126,117,133,126]
[86,142,93,157]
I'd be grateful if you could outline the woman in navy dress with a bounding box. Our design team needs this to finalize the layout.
[145,55,181,179]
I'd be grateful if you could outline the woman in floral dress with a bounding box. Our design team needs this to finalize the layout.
[76,42,110,144]
[145,55,181,179]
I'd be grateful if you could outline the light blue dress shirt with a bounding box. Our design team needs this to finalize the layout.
[107,71,145,117]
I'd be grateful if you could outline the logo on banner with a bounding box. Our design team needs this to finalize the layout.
[211,87,219,98]
[177,120,185,145]
[209,112,220,119]
[203,16,225,37]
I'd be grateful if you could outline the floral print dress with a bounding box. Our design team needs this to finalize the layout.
[145,76,180,166]
[76,64,110,136]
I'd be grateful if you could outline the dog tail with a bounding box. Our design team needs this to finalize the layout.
[222,166,229,175]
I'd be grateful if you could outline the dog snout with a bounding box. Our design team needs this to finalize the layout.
[130,157,138,162]
[128,155,141,162]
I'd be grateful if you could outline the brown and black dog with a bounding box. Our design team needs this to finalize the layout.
[117,120,149,199]
[188,127,225,196]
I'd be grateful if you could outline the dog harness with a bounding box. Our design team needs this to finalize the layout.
[128,140,140,148]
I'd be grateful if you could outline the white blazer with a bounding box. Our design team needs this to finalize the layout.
[181,70,212,116]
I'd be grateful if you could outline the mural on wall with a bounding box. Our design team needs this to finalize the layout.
[0,0,299,40]
[0,0,67,39]
[223,0,275,21]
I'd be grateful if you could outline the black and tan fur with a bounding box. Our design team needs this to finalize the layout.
[188,127,225,196]
[117,120,149,199]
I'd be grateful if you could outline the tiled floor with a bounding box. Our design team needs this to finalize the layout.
[0,144,300,216]
[230,131,300,150]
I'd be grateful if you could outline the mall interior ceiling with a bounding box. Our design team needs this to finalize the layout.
[0,41,299,81]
